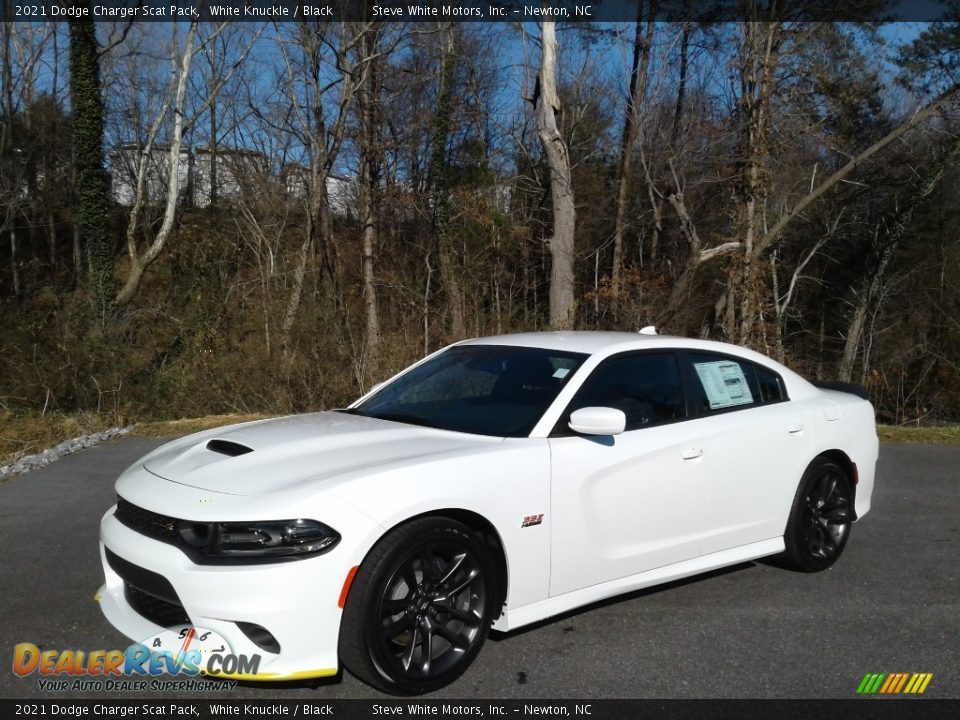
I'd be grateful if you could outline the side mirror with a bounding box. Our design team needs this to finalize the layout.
[568,407,626,436]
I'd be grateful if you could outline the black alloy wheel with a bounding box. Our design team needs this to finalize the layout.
[339,517,496,695]
[782,457,854,572]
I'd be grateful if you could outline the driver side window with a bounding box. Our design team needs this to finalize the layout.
[563,352,686,432]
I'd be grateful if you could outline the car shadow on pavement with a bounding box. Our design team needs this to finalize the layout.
[487,561,756,641]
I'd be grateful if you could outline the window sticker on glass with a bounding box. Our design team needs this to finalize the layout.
[694,360,754,409]
[553,367,571,379]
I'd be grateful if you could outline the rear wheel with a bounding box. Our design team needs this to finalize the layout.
[339,517,495,695]
[782,457,854,572]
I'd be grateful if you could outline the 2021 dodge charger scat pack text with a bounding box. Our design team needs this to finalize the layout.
[97,331,878,694]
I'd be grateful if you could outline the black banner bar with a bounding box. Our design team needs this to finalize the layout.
[2,699,960,720]
[1,1,958,23]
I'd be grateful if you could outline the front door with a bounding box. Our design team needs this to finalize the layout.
[548,352,708,597]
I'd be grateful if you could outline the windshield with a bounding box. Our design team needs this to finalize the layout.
[346,345,588,437]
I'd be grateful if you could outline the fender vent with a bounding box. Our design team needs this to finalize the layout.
[206,439,253,457]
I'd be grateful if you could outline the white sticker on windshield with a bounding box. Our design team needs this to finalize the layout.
[553,368,570,379]
[694,361,753,409]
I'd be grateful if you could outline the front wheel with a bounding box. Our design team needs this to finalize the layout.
[781,457,855,572]
[339,517,496,695]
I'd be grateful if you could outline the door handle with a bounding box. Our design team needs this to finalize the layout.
[787,424,805,434]
[681,447,703,460]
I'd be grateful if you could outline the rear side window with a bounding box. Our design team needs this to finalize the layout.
[687,353,786,414]
[563,352,686,432]
[754,364,786,403]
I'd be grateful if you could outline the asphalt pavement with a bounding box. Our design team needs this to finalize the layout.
[0,438,956,699]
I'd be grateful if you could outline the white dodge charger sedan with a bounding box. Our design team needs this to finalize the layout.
[97,331,878,694]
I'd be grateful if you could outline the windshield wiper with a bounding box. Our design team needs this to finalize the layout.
[334,408,365,416]
[368,412,439,429]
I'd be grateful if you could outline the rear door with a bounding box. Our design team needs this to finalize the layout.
[680,351,811,555]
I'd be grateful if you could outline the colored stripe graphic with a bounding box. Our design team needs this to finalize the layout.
[857,672,932,694]
[893,673,909,693]
[862,673,887,695]
[879,674,896,693]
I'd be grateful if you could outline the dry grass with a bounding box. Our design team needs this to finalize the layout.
[0,412,270,466]
[132,414,270,438]
[876,424,960,444]
[0,411,116,465]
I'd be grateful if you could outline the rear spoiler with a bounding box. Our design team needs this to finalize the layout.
[811,380,870,401]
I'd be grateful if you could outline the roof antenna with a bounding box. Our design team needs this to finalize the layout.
[638,325,657,335]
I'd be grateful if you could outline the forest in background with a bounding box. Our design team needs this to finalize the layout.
[2,6,959,429]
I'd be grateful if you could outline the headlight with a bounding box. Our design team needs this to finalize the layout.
[179,518,340,562]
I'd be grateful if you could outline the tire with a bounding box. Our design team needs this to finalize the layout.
[339,517,496,695]
[781,457,855,572]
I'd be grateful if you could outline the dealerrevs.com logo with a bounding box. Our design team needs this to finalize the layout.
[857,672,934,695]
[13,627,256,692]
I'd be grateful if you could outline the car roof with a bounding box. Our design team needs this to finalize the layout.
[457,331,819,398]
[459,331,729,356]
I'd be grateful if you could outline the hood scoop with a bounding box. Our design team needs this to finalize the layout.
[139,411,502,496]
[206,439,253,457]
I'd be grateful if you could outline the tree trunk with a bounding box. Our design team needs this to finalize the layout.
[209,97,218,205]
[430,24,465,339]
[611,4,655,318]
[357,25,382,357]
[279,234,312,358]
[69,10,114,323]
[73,222,82,287]
[9,228,19,297]
[209,87,220,205]
[47,208,56,273]
[733,18,780,346]
[839,241,891,382]
[536,21,577,329]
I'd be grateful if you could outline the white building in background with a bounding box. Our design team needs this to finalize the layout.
[280,163,309,201]
[109,143,357,216]
[326,174,355,217]
[192,146,270,208]
[493,181,513,214]
[281,163,355,218]
[110,144,192,206]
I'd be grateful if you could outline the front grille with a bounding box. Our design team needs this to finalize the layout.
[124,583,191,628]
[115,497,180,543]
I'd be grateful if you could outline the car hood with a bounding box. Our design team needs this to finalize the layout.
[140,411,501,497]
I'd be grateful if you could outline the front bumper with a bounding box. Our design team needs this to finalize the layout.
[97,504,371,681]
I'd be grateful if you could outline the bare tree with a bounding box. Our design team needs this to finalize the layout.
[114,22,257,306]
[269,21,362,356]
[839,135,960,381]
[610,2,656,318]
[535,21,576,329]
[723,21,960,348]
[354,22,383,358]
[69,10,113,319]
[429,22,466,338]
